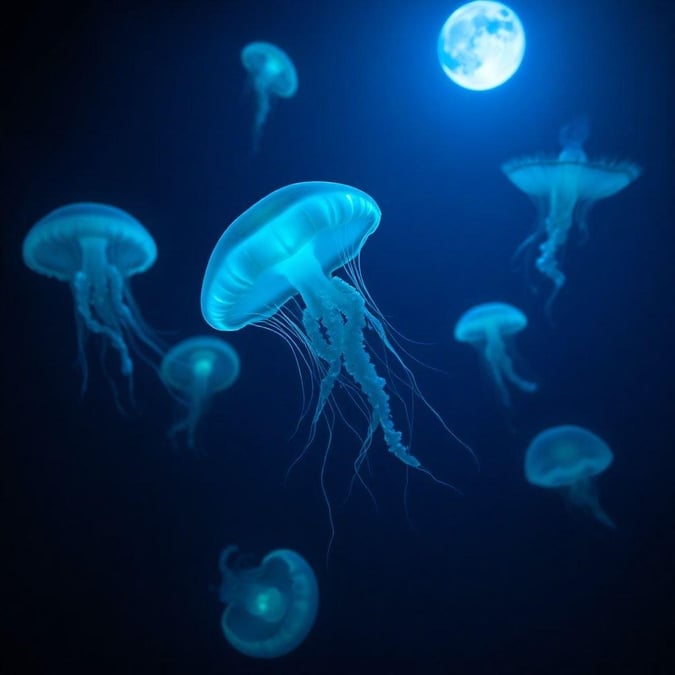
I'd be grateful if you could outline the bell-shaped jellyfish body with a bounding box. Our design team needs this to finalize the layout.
[525,425,615,528]
[201,182,429,472]
[501,118,642,315]
[160,336,240,448]
[241,41,297,153]
[454,302,537,407]
[217,545,318,659]
[22,203,162,395]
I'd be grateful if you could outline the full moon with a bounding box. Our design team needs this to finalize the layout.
[438,1,525,91]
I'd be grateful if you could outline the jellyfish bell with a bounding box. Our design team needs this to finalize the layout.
[160,335,240,449]
[22,202,163,401]
[525,424,616,528]
[241,41,297,152]
[217,545,318,659]
[502,119,642,315]
[454,302,537,407]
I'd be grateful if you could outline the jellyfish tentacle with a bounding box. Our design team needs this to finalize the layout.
[299,271,420,469]
[302,305,343,428]
[73,270,133,376]
[332,277,420,468]
[568,477,616,529]
[252,85,271,153]
[484,336,512,407]
[500,352,538,394]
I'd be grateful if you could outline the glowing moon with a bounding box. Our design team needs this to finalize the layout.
[438,1,525,91]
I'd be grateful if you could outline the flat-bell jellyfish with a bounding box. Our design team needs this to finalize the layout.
[217,545,318,659]
[160,336,240,449]
[241,41,297,153]
[22,202,162,398]
[525,424,615,528]
[454,302,537,406]
[502,117,642,315]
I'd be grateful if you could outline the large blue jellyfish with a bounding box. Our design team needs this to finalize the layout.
[241,42,298,153]
[202,180,463,485]
[217,545,318,659]
[502,117,642,314]
[201,182,439,473]
[525,424,615,528]
[160,336,240,449]
[454,302,537,406]
[22,203,162,396]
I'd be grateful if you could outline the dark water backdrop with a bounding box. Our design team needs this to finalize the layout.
[3,1,674,673]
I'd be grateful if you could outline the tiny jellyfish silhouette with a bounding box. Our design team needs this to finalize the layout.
[22,202,163,400]
[525,424,616,529]
[241,41,297,152]
[160,336,240,449]
[454,302,537,406]
[502,116,642,315]
[217,545,318,659]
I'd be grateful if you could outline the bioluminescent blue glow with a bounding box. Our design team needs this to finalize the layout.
[438,1,525,91]
[201,182,464,543]
[502,117,642,315]
[160,335,240,449]
[22,202,163,400]
[217,545,318,659]
[241,41,297,153]
[525,425,616,529]
[454,302,537,407]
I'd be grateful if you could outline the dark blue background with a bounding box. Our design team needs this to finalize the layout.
[3,1,674,673]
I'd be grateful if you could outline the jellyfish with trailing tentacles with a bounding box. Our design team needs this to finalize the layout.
[160,336,240,449]
[22,203,162,398]
[241,42,297,153]
[454,302,537,406]
[217,545,318,659]
[525,424,615,528]
[502,117,642,315]
[201,182,454,474]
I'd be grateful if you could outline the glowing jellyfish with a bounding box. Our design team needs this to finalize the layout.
[241,41,297,153]
[454,302,537,406]
[525,425,615,528]
[438,1,526,91]
[201,181,449,476]
[22,202,162,397]
[160,336,240,449]
[502,116,642,314]
[217,545,318,659]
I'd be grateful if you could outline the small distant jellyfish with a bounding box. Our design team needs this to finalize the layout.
[160,336,240,449]
[241,41,298,153]
[502,117,642,315]
[22,202,162,398]
[525,425,616,529]
[217,545,318,659]
[454,302,537,406]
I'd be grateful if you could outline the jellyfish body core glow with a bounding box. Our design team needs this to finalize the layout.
[438,1,525,91]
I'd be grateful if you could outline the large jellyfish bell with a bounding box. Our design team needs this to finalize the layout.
[454,302,537,406]
[502,117,642,315]
[217,545,318,658]
[160,335,240,449]
[525,424,615,528]
[22,202,162,397]
[241,41,297,153]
